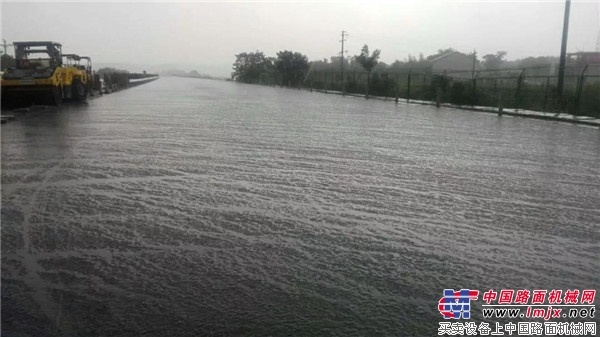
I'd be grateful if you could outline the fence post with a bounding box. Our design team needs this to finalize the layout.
[324,72,328,93]
[385,72,389,98]
[493,78,498,109]
[342,70,346,97]
[542,76,550,112]
[330,72,333,91]
[366,72,370,99]
[436,71,445,108]
[407,69,412,103]
[498,91,503,115]
[575,64,589,116]
[395,74,399,103]
[472,71,480,106]
[332,72,335,92]
[515,69,525,112]
[344,72,347,95]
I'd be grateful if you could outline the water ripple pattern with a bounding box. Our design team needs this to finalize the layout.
[2,77,599,336]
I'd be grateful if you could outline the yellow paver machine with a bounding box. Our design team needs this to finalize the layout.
[1,41,92,107]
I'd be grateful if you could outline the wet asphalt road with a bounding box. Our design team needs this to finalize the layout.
[2,77,599,336]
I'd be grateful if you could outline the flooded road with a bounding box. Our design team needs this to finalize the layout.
[2,77,599,336]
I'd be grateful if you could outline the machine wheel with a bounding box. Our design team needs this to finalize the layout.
[72,78,88,101]
[50,86,63,106]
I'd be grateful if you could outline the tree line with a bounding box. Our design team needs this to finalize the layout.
[231,50,310,86]
[231,44,383,87]
[231,45,560,86]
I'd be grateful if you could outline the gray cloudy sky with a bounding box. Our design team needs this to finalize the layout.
[2,1,599,76]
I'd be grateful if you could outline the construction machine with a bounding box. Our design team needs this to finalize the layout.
[1,41,91,108]
[79,56,95,96]
[62,54,92,100]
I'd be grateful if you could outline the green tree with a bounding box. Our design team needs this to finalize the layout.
[260,57,277,85]
[516,56,558,75]
[275,50,309,87]
[355,44,381,98]
[390,54,432,72]
[482,51,507,70]
[1,53,15,70]
[309,58,331,72]
[231,51,275,84]
[372,61,389,73]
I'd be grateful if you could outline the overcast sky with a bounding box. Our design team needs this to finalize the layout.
[2,1,599,76]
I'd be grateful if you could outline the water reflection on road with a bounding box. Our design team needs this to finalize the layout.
[2,77,599,336]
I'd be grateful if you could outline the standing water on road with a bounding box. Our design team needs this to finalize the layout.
[2,77,599,336]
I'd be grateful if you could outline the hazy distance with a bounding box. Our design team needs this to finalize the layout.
[2,1,599,77]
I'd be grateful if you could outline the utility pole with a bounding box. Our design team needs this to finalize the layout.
[557,0,571,102]
[1,39,13,55]
[340,30,348,95]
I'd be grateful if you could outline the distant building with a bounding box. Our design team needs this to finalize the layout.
[567,52,600,65]
[430,51,479,78]
[566,52,600,77]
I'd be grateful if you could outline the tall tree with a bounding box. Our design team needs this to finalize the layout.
[231,51,275,84]
[482,51,507,70]
[1,53,15,70]
[355,44,381,98]
[275,50,309,87]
